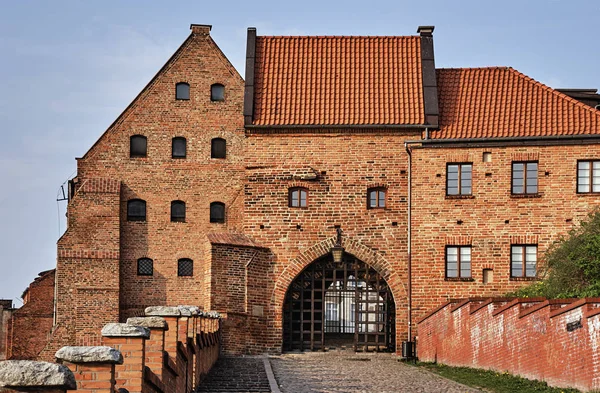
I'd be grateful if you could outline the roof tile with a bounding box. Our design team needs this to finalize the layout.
[253,36,425,126]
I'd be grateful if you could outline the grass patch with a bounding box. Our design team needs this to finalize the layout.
[412,362,581,393]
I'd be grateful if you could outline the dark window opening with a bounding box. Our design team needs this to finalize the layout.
[176,82,190,100]
[210,202,225,223]
[172,137,187,158]
[511,245,537,278]
[367,187,386,209]
[577,160,600,193]
[171,200,186,222]
[137,258,153,276]
[446,246,472,278]
[512,161,538,194]
[130,135,147,158]
[447,163,472,196]
[211,83,225,101]
[127,199,146,221]
[178,258,193,276]
[211,138,226,159]
[289,187,308,208]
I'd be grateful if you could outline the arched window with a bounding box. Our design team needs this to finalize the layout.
[289,187,308,208]
[178,258,193,276]
[127,199,147,221]
[176,82,190,100]
[367,187,386,209]
[137,258,153,276]
[210,202,225,223]
[130,135,147,158]
[211,83,225,101]
[171,200,186,222]
[211,138,226,159]
[172,137,187,158]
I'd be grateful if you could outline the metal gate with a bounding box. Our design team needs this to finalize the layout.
[283,253,395,352]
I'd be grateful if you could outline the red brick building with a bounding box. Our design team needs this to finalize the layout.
[10,24,600,358]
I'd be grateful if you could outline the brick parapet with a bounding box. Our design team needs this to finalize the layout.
[418,297,600,392]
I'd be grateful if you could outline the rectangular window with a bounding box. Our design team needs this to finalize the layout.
[511,245,537,278]
[577,160,600,193]
[326,302,338,321]
[446,246,471,278]
[367,188,386,208]
[512,161,538,194]
[447,163,472,196]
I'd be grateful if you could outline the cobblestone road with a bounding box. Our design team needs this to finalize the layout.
[270,351,482,393]
[196,357,271,392]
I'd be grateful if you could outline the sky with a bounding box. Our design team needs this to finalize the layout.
[0,0,599,304]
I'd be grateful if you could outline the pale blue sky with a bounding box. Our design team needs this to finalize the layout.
[0,0,599,303]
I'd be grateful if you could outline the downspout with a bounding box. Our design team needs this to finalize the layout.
[405,140,413,343]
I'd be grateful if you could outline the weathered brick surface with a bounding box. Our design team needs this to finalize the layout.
[0,300,12,360]
[418,297,600,392]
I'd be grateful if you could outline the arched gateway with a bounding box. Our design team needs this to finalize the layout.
[283,252,396,352]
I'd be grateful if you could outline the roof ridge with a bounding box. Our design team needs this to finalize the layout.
[437,66,509,71]
[507,66,600,118]
[257,35,420,39]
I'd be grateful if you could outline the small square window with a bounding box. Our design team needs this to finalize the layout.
[176,83,190,100]
[178,259,193,276]
[130,135,147,158]
[172,137,187,158]
[483,152,492,162]
[137,258,153,276]
[289,188,308,208]
[211,84,225,101]
[367,188,386,209]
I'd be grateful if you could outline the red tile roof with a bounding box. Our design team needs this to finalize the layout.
[434,67,600,139]
[252,36,425,126]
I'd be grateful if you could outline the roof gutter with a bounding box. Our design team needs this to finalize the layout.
[245,124,428,130]
[405,133,600,145]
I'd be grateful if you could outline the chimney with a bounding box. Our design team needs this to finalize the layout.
[244,27,257,126]
[190,24,212,35]
[417,25,439,127]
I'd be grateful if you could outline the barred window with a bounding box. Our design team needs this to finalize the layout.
[178,258,193,276]
[211,138,226,159]
[176,82,190,100]
[127,199,146,221]
[130,135,147,158]
[137,258,153,276]
[172,137,187,158]
[289,187,308,208]
[211,83,225,101]
[210,202,225,223]
[446,246,471,278]
[367,187,386,209]
[511,245,537,278]
[447,163,472,196]
[171,201,185,222]
[577,160,600,193]
[512,162,538,194]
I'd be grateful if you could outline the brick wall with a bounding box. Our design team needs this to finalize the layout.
[5,271,54,359]
[418,297,600,392]
[410,144,600,327]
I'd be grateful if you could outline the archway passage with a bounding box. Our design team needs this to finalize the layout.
[283,252,395,352]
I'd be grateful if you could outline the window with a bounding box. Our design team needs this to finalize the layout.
[211,138,226,159]
[127,199,146,221]
[210,202,225,223]
[511,245,537,278]
[137,258,153,276]
[289,187,308,208]
[172,137,187,158]
[325,302,338,321]
[446,246,471,278]
[178,258,193,276]
[367,188,386,209]
[176,82,190,100]
[211,83,225,101]
[171,200,185,222]
[577,160,600,193]
[512,162,538,194]
[130,135,147,158]
[447,163,472,196]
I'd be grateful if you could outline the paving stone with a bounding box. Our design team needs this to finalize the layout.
[196,357,271,393]
[269,350,483,393]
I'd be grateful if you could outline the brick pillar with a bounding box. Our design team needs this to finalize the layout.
[55,346,121,393]
[126,316,168,393]
[101,323,148,393]
[145,306,181,393]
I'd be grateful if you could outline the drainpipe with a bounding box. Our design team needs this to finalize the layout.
[405,140,413,344]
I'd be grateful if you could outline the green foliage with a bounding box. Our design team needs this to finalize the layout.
[415,362,581,393]
[509,209,600,299]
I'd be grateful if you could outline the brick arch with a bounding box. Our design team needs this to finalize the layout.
[271,235,407,316]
